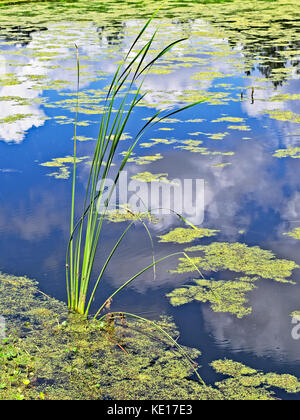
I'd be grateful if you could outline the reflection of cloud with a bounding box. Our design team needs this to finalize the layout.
[0,18,244,142]
[0,55,46,143]
[0,22,107,143]
[202,279,300,363]
[0,188,69,240]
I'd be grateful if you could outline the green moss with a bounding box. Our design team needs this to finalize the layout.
[158,227,219,244]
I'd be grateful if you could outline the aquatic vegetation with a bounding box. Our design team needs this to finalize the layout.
[283,228,300,240]
[158,227,219,244]
[227,125,251,131]
[40,156,89,179]
[167,277,259,318]
[131,171,171,183]
[175,144,234,156]
[105,205,157,224]
[140,138,176,148]
[212,117,245,123]
[211,162,231,168]
[1,0,300,401]
[171,242,298,283]
[211,359,300,399]
[0,114,33,124]
[266,111,300,124]
[1,272,299,400]
[273,147,300,158]
[66,14,206,318]
[0,272,206,400]
[126,153,163,165]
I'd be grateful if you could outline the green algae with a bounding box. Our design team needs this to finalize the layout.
[283,228,300,240]
[0,114,33,124]
[212,117,245,123]
[171,242,299,284]
[131,171,172,184]
[0,272,299,400]
[266,111,300,124]
[40,156,89,180]
[140,138,176,148]
[126,153,163,165]
[158,227,219,244]
[211,359,300,399]
[175,144,234,157]
[227,125,251,131]
[105,205,157,224]
[167,277,259,318]
[0,272,205,400]
[211,162,231,168]
[273,147,300,158]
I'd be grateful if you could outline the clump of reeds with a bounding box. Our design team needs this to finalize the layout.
[66,11,205,318]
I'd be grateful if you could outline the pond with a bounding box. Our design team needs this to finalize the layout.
[0,0,300,399]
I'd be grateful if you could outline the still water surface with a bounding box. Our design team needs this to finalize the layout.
[0,0,300,394]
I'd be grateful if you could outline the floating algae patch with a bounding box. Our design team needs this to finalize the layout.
[126,153,163,166]
[211,162,232,168]
[265,111,300,124]
[131,172,170,183]
[212,117,245,123]
[158,227,219,244]
[273,147,300,158]
[167,277,259,318]
[140,138,176,148]
[175,144,234,157]
[105,205,158,224]
[40,155,89,180]
[283,228,300,240]
[0,113,33,124]
[227,125,251,131]
[171,242,298,283]
[211,360,300,400]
